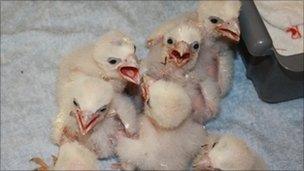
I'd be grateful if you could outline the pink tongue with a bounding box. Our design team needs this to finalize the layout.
[124,69,135,77]
[120,67,138,79]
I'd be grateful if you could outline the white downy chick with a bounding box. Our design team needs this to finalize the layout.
[53,30,141,157]
[58,30,140,93]
[159,0,241,121]
[52,74,114,144]
[52,74,138,159]
[142,21,204,80]
[31,141,98,170]
[197,0,242,97]
[80,92,139,159]
[142,19,220,123]
[142,11,220,123]
[193,134,267,171]
[116,80,207,170]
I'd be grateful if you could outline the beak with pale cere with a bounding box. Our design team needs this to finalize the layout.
[169,41,191,67]
[76,110,104,135]
[118,55,140,85]
[215,19,240,42]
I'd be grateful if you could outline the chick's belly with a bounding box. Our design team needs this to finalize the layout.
[83,117,122,159]
[147,123,203,170]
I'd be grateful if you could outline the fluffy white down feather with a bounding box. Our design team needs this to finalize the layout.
[193,134,267,171]
[198,0,242,41]
[80,93,139,159]
[210,135,267,170]
[52,141,98,170]
[197,0,241,97]
[52,75,114,145]
[116,80,207,170]
[57,30,137,93]
[116,117,207,170]
[52,30,139,147]
[148,80,192,129]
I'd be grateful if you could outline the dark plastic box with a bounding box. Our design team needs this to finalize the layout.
[238,0,304,103]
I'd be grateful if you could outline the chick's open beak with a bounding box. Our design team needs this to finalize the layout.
[169,41,191,67]
[118,55,140,85]
[216,19,240,43]
[76,110,103,135]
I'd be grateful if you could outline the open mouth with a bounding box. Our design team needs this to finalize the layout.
[76,112,101,135]
[119,66,140,84]
[169,50,191,67]
[217,28,240,42]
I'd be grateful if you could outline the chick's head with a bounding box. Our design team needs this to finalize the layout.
[209,135,255,170]
[162,22,204,69]
[68,76,114,135]
[198,0,241,42]
[93,31,140,84]
[195,134,255,171]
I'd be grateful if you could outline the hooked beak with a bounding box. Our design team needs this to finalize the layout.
[119,66,140,85]
[75,110,103,135]
[169,42,191,67]
[216,19,240,43]
[118,55,140,85]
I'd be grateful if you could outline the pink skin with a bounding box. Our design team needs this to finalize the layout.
[119,66,140,85]
[191,91,207,124]
[146,35,164,48]
[147,36,196,67]
[141,84,149,102]
[167,42,192,67]
[206,56,219,81]
[114,54,141,85]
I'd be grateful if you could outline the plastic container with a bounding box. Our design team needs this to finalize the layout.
[238,0,303,103]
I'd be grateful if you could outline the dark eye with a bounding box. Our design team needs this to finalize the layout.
[212,142,218,148]
[73,98,79,107]
[210,18,218,24]
[167,37,174,44]
[209,16,223,24]
[107,57,121,65]
[191,41,200,51]
[96,106,107,113]
[134,45,136,52]
[109,59,117,64]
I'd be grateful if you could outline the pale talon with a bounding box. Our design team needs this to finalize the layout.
[30,157,49,171]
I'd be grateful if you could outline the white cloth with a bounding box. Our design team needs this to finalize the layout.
[255,0,304,56]
[1,1,303,170]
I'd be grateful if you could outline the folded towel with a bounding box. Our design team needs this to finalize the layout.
[255,0,304,56]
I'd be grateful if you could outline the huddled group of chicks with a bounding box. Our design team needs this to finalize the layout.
[31,1,267,170]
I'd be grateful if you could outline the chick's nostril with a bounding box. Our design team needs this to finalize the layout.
[181,53,190,59]
[171,50,181,58]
